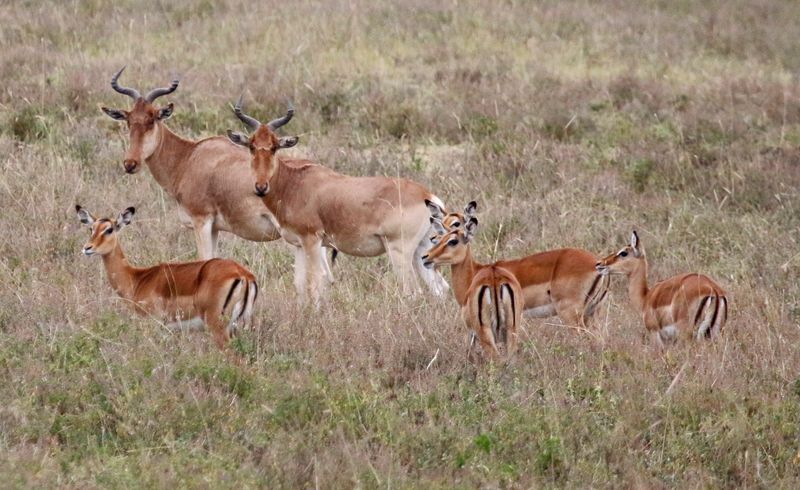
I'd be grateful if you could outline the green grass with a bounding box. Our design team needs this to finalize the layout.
[1,0,800,487]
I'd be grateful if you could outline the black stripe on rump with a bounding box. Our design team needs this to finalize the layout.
[477,285,488,328]
[693,296,710,326]
[237,280,250,321]
[706,295,720,339]
[223,278,242,312]
[584,275,601,305]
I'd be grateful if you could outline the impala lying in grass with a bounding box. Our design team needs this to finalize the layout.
[596,231,728,347]
[423,216,522,361]
[76,205,257,349]
[227,97,449,305]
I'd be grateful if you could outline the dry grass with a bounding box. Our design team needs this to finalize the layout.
[1,0,800,487]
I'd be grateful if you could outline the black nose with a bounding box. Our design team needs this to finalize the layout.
[123,160,138,174]
[254,183,268,197]
[421,254,428,260]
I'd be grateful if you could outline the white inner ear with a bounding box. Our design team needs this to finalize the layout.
[630,232,638,249]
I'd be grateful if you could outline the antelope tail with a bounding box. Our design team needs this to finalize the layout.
[223,277,259,333]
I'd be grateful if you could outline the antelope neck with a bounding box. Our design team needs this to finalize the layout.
[449,246,480,306]
[144,123,195,197]
[100,242,137,300]
[627,257,649,313]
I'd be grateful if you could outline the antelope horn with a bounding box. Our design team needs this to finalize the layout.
[110,66,141,100]
[144,76,180,103]
[267,100,294,131]
[233,95,261,130]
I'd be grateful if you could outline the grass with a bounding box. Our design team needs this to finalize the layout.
[1,0,800,487]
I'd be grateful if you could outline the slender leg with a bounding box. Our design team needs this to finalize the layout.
[302,237,325,307]
[320,246,335,284]
[555,301,584,329]
[386,240,416,295]
[210,227,220,257]
[192,217,215,260]
[292,245,308,305]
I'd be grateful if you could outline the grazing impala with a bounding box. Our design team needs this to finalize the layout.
[100,67,333,279]
[76,205,257,349]
[423,217,522,360]
[423,202,610,329]
[227,97,449,304]
[595,231,728,346]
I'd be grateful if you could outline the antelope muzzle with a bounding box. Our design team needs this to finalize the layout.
[254,182,269,197]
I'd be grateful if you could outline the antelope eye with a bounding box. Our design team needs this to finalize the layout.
[619,250,628,257]
[447,238,459,247]
[429,236,439,244]
[104,227,114,235]
[451,221,461,228]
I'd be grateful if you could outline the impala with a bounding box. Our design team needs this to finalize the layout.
[100,67,333,279]
[76,205,257,349]
[595,231,728,346]
[423,217,522,360]
[423,202,610,329]
[227,97,449,304]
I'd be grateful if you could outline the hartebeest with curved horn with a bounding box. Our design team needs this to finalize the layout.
[595,231,728,347]
[75,205,257,349]
[423,202,610,329]
[227,97,449,304]
[100,68,334,280]
[423,216,522,361]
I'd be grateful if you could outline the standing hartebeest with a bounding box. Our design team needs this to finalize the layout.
[595,231,728,347]
[100,67,333,279]
[423,201,610,329]
[423,215,522,361]
[76,205,257,349]
[226,97,449,304]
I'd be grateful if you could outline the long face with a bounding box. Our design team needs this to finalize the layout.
[421,216,478,268]
[596,231,644,276]
[76,206,135,256]
[102,99,173,174]
[101,67,178,174]
[229,126,297,197]
[227,99,299,197]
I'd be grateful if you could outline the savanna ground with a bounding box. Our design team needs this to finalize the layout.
[1,0,800,487]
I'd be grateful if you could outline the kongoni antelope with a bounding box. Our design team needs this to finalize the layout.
[595,231,728,347]
[423,202,610,329]
[423,216,522,360]
[76,205,257,349]
[100,67,333,280]
[227,97,449,304]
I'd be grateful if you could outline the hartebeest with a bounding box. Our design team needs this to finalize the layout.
[595,231,728,347]
[100,68,333,279]
[76,205,257,349]
[423,202,610,329]
[227,98,449,304]
[423,217,522,360]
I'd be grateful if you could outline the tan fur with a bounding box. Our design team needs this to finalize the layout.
[76,206,257,350]
[229,111,448,304]
[596,231,728,346]
[424,224,610,329]
[460,265,523,361]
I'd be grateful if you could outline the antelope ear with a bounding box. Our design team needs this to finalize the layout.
[157,103,174,120]
[464,200,477,218]
[101,106,127,121]
[430,218,447,235]
[227,130,251,147]
[630,230,639,249]
[116,207,136,229]
[75,205,95,226]
[425,199,444,219]
[278,136,299,149]
[464,217,478,241]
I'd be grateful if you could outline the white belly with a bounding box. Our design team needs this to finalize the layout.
[166,317,206,332]
[524,304,557,318]
[659,324,678,342]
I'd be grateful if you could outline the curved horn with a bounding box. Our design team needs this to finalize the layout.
[267,100,294,131]
[110,66,141,100]
[144,76,180,103]
[233,95,261,130]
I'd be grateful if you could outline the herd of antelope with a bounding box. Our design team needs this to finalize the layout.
[75,68,728,360]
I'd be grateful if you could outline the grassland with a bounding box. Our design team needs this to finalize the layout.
[1,0,800,487]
